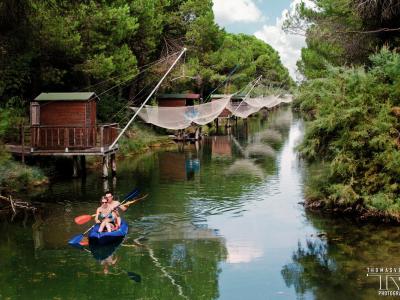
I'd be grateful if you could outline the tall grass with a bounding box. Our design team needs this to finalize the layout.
[119,123,172,155]
[0,159,48,192]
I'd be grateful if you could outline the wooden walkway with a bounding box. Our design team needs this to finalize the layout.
[6,144,118,156]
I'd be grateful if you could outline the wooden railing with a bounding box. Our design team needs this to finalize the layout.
[29,123,119,150]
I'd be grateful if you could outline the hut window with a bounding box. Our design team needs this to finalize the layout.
[31,102,40,125]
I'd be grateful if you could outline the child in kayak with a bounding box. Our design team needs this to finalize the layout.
[95,197,119,232]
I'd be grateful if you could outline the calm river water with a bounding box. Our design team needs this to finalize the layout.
[0,108,398,299]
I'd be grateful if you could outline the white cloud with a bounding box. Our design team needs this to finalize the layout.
[254,0,314,80]
[213,0,263,25]
[226,241,263,264]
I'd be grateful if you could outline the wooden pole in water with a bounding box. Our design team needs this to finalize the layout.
[72,156,79,178]
[80,155,86,177]
[110,153,116,176]
[102,155,109,178]
[109,47,187,149]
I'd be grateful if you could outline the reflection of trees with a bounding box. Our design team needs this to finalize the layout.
[225,159,265,179]
[281,239,339,299]
[281,214,398,300]
[0,107,300,299]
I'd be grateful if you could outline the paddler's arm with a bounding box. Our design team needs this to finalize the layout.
[119,204,128,211]
[115,201,128,212]
[95,208,101,223]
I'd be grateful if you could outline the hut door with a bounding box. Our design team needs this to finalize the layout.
[30,102,40,125]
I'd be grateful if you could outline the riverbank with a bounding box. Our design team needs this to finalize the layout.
[302,198,400,224]
[118,123,175,156]
[300,159,400,224]
[0,152,48,194]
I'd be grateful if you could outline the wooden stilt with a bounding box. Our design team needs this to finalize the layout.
[80,155,86,177]
[102,155,109,178]
[112,176,117,190]
[72,156,79,178]
[103,179,109,192]
[110,153,117,176]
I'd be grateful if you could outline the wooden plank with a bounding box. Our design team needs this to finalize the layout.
[65,128,69,148]
[6,143,119,156]
[40,102,86,126]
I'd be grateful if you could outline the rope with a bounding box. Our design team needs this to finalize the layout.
[204,64,239,102]
[77,50,183,95]
[96,50,182,99]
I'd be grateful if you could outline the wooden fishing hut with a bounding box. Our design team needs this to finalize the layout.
[156,93,202,141]
[210,94,245,130]
[156,93,200,107]
[7,92,119,178]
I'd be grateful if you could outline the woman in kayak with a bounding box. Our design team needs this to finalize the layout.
[95,197,119,232]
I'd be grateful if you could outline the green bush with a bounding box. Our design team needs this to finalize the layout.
[0,160,47,192]
[296,48,400,215]
[119,123,171,155]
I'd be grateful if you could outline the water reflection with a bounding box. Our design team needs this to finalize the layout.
[211,136,232,158]
[5,107,389,299]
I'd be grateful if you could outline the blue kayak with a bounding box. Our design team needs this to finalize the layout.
[88,219,128,245]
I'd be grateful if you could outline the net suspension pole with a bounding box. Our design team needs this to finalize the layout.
[232,75,262,115]
[110,47,187,149]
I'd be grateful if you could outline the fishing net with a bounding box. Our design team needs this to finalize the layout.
[226,101,260,118]
[226,95,289,118]
[131,96,231,130]
[131,94,293,130]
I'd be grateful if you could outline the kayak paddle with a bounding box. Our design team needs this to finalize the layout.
[74,188,139,225]
[68,224,95,246]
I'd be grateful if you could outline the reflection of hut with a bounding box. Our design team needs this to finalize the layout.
[159,152,186,181]
[211,136,232,158]
[159,152,200,181]
[156,93,200,107]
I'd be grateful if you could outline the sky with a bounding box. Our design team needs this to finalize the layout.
[212,0,308,80]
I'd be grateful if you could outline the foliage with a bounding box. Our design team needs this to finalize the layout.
[284,0,400,80]
[0,0,292,122]
[296,49,400,214]
[0,159,47,192]
[119,123,173,155]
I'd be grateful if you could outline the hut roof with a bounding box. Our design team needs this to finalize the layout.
[156,93,200,99]
[210,94,246,100]
[34,92,97,101]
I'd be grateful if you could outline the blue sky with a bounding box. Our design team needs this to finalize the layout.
[212,0,308,80]
[219,0,293,34]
